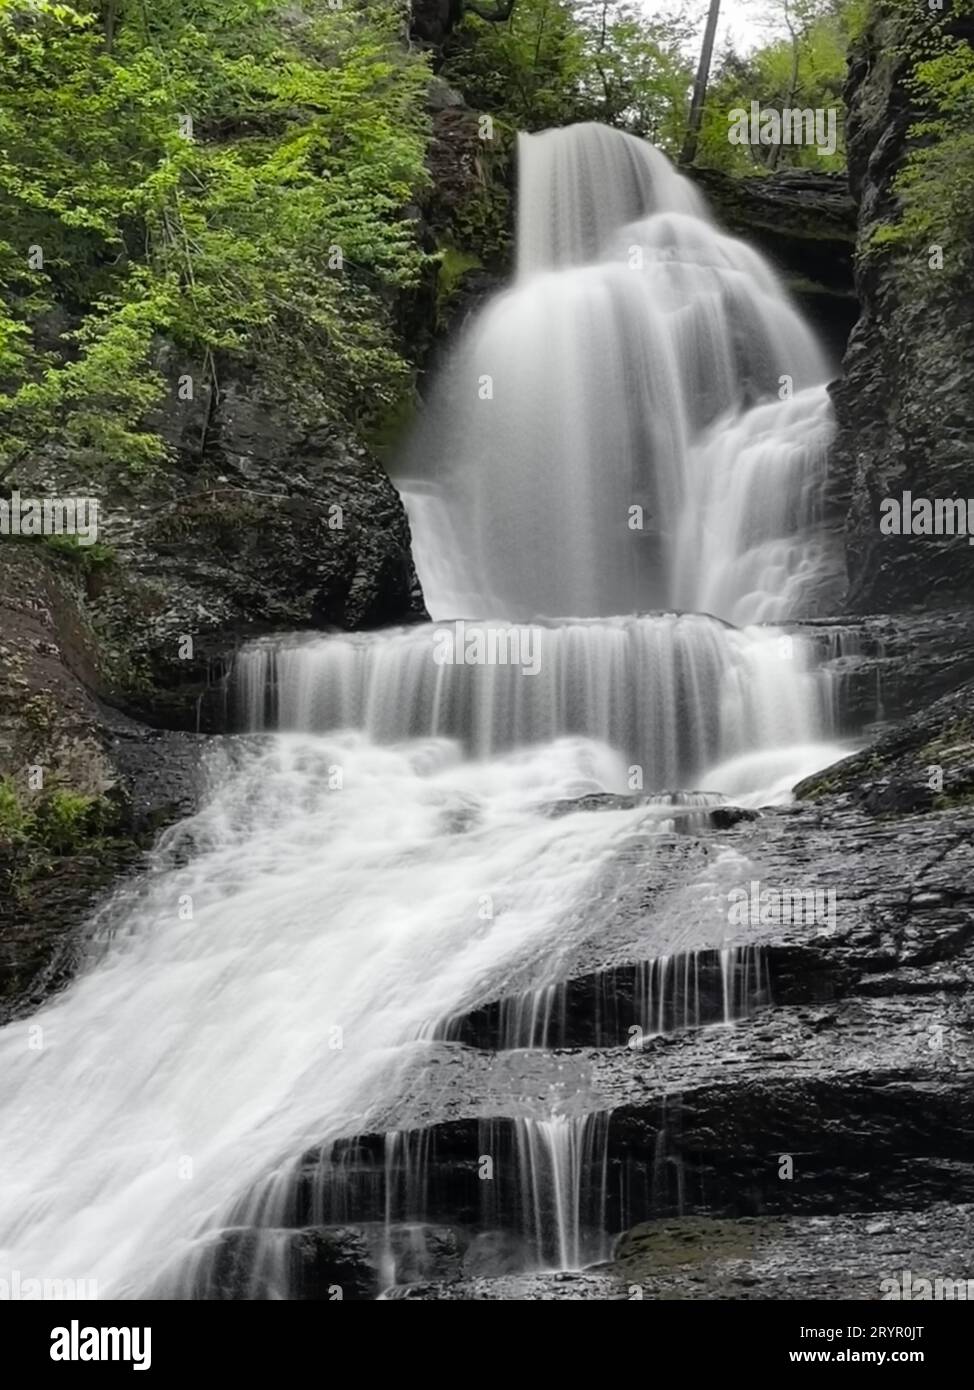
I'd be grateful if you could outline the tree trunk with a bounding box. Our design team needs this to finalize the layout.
[680,0,721,166]
[769,3,802,171]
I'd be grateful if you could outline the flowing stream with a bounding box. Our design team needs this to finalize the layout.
[0,123,850,1298]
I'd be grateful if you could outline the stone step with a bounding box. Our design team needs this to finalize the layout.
[429,947,773,1050]
[158,1198,974,1300]
[427,923,974,1052]
[482,802,974,996]
[789,610,974,734]
[158,1222,468,1300]
[385,1202,974,1301]
[220,997,974,1253]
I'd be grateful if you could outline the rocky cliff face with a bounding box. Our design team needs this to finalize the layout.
[0,544,208,1019]
[87,356,425,730]
[0,350,426,1011]
[830,7,974,611]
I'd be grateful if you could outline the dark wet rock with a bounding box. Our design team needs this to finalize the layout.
[792,610,974,736]
[172,1221,468,1299]
[407,103,513,369]
[165,787,974,1297]
[276,987,974,1238]
[542,792,758,832]
[1,546,120,802]
[178,1226,377,1300]
[0,741,207,1023]
[829,8,974,610]
[286,1227,378,1300]
[409,0,461,47]
[103,718,209,835]
[382,1224,467,1284]
[547,799,974,979]
[0,841,141,1024]
[290,792,974,1060]
[795,678,974,813]
[0,545,213,1020]
[458,1229,530,1278]
[100,365,423,729]
[424,107,492,242]
[387,1270,623,1300]
[388,1204,974,1300]
[208,792,974,1297]
[431,948,772,1049]
[708,805,762,829]
[686,167,855,293]
[9,351,425,733]
[1,341,426,1014]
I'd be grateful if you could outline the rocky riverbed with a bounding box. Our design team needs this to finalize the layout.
[149,784,974,1299]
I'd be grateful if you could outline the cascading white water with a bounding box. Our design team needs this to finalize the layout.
[0,123,853,1296]
[516,123,708,274]
[398,124,842,623]
[0,737,676,1296]
[236,613,835,791]
[429,944,771,1049]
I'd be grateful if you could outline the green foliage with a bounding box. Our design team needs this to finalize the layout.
[437,247,483,313]
[445,125,515,273]
[696,0,852,174]
[443,0,587,131]
[0,0,432,477]
[34,788,105,853]
[0,776,107,853]
[869,1,974,275]
[42,532,116,572]
[0,777,31,842]
[839,0,873,44]
[443,0,859,176]
[443,0,694,151]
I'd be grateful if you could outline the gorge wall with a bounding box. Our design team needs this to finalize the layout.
[830,5,974,611]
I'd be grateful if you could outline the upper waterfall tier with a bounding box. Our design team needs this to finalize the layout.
[516,122,707,275]
[396,123,842,626]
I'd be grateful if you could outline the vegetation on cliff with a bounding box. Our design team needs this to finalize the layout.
[0,0,431,480]
[867,0,974,279]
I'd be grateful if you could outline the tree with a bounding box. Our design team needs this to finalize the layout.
[870,0,974,278]
[442,0,693,146]
[692,0,850,173]
[680,0,721,165]
[765,0,837,169]
[466,0,518,18]
[0,0,433,478]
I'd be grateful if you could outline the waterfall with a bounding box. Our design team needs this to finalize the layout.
[397,124,842,623]
[0,736,680,1296]
[0,123,852,1299]
[428,945,771,1049]
[235,614,833,792]
[516,122,707,275]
